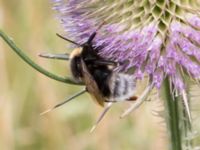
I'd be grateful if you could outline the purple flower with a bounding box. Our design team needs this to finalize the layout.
[52,0,200,117]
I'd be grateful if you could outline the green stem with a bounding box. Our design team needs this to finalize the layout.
[161,78,194,150]
[0,30,81,85]
[162,78,182,150]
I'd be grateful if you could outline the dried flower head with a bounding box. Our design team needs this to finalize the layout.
[53,0,200,117]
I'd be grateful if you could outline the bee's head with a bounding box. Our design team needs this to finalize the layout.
[69,46,100,82]
[69,48,84,82]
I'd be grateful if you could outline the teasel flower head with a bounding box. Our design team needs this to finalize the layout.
[51,0,200,148]
[53,0,200,88]
[53,0,200,120]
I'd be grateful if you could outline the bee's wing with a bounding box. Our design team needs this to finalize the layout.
[80,59,105,107]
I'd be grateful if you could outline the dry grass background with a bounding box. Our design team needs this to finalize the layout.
[0,0,169,150]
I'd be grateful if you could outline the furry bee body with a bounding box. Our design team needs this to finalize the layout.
[40,31,137,107]
[68,39,136,106]
[39,25,138,130]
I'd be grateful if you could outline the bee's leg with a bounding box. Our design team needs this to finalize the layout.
[90,102,113,133]
[127,96,138,101]
[104,100,117,103]
[38,52,70,60]
[93,60,119,66]
[104,96,137,103]
[85,58,119,66]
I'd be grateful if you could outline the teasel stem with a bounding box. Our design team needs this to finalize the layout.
[161,78,192,150]
[0,30,81,85]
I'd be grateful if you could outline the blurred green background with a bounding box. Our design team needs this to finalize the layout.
[0,0,168,150]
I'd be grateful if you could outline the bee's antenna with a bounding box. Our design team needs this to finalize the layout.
[40,89,86,116]
[87,32,97,44]
[90,102,113,133]
[38,52,70,60]
[56,33,82,46]
[87,21,106,44]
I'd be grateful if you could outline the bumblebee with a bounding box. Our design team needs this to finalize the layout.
[40,31,137,106]
[40,26,137,131]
